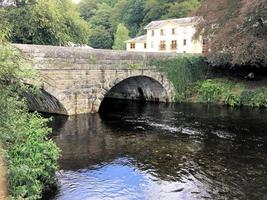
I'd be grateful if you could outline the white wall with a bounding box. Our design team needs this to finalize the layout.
[126,42,146,52]
[146,23,203,53]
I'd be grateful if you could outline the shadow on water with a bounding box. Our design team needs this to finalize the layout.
[49,99,267,200]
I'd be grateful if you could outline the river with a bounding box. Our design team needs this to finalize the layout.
[48,99,267,200]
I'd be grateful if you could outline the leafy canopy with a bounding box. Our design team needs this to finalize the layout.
[194,0,267,68]
[1,0,90,45]
[113,23,129,50]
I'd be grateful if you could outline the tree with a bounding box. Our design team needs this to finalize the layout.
[1,0,90,45]
[0,0,37,7]
[89,3,113,30]
[122,0,146,37]
[78,0,98,21]
[86,3,115,48]
[194,0,267,68]
[163,0,200,19]
[112,23,129,50]
[110,0,127,30]
[88,25,113,49]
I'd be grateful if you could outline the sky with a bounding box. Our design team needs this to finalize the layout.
[72,0,80,4]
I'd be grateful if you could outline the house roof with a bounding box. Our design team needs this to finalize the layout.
[125,35,147,43]
[144,16,201,30]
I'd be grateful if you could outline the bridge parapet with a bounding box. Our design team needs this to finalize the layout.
[15,44,178,70]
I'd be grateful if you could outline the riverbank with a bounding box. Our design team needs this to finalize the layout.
[0,41,60,199]
[153,56,267,108]
[187,78,267,107]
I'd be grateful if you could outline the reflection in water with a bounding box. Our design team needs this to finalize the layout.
[50,100,267,200]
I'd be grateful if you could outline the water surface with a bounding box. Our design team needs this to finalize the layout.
[50,100,267,200]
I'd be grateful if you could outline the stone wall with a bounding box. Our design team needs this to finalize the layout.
[15,44,177,115]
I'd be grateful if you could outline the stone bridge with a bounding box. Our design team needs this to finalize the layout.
[15,44,177,115]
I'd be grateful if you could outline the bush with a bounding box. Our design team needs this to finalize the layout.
[0,40,59,199]
[4,109,59,200]
[240,90,254,106]
[197,79,267,108]
[223,92,241,107]
[250,88,267,108]
[152,55,208,101]
[198,79,229,103]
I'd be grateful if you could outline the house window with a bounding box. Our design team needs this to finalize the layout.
[144,43,147,49]
[130,43,135,49]
[171,40,177,50]
[160,29,164,36]
[151,30,154,36]
[172,28,176,35]
[183,39,187,46]
[160,41,166,50]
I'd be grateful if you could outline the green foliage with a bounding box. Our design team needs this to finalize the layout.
[0,41,59,199]
[195,0,266,67]
[122,0,146,37]
[152,56,208,102]
[2,0,203,48]
[88,25,114,49]
[164,0,200,19]
[78,0,202,47]
[1,0,90,45]
[198,79,229,103]
[250,88,267,108]
[78,0,99,21]
[243,88,267,108]
[223,92,241,107]
[197,79,243,106]
[143,0,201,25]
[197,79,267,108]
[86,3,114,49]
[240,90,254,106]
[112,23,129,50]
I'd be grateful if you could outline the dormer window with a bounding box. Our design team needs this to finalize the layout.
[144,43,147,49]
[172,28,176,35]
[151,30,154,36]
[160,29,164,36]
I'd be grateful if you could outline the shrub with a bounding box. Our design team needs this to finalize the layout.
[250,88,267,108]
[198,79,229,103]
[240,90,254,106]
[152,55,208,101]
[197,79,267,108]
[223,92,241,107]
[0,40,59,199]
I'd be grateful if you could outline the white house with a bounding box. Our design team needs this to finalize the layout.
[126,16,204,54]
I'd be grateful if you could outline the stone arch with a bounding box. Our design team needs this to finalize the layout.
[23,88,68,115]
[97,72,175,112]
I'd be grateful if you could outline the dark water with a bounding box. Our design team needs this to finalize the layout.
[49,100,267,200]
